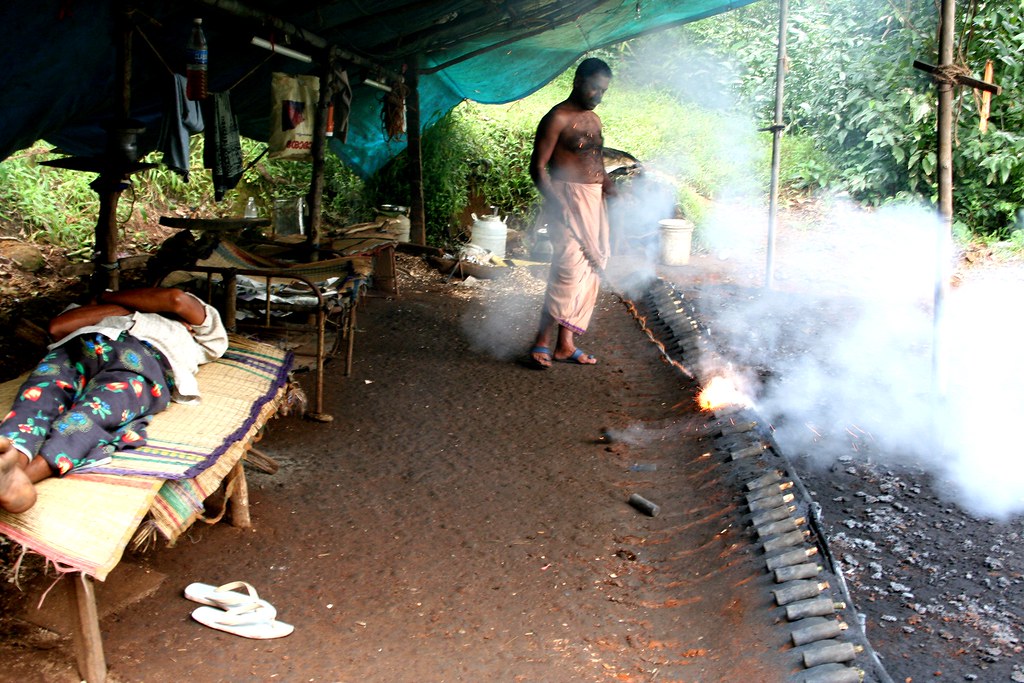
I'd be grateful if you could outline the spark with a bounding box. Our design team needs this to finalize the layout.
[697,375,752,410]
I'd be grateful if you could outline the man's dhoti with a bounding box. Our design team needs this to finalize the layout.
[543,181,610,335]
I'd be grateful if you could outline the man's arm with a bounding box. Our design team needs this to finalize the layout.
[48,304,132,340]
[47,288,207,340]
[529,109,565,207]
[99,287,207,326]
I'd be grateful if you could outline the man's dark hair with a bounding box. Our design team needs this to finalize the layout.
[575,57,612,81]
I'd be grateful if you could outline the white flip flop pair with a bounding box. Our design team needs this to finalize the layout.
[184,580,294,639]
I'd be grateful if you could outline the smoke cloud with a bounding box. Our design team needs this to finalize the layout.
[691,200,1024,520]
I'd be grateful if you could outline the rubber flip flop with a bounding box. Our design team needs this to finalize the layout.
[556,348,597,364]
[184,580,261,610]
[191,600,294,640]
[529,345,552,369]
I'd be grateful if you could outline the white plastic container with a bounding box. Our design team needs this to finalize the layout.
[658,218,694,266]
[469,212,508,258]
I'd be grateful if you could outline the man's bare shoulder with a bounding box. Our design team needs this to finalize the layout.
[540,100,588,127]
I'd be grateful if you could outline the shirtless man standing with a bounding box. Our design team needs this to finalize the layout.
[529,57,614,369]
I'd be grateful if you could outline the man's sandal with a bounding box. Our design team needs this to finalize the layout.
[556,348,597,364]
[529,345,552,369]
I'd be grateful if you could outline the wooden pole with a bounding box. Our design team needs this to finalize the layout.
[933,0,956,396]
[94,3,135,293]
[406,59,427,245]
[70,573,107,683]
[306,67,336,261]
[764,0,788,290]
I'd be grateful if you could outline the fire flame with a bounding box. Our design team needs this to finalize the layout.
[698,375,752,411]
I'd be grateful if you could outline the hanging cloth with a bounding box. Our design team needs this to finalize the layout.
[329,67,352,143]
[203,91,243,201]
[158,73,204,181]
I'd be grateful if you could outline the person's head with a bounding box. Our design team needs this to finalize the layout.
[571,57,612,111]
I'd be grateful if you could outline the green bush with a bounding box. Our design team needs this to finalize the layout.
[0,146,100,250]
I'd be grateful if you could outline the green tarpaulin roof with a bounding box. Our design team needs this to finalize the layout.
[0,0,758,176]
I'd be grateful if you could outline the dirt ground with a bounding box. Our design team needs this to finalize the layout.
[0,204,1023,683]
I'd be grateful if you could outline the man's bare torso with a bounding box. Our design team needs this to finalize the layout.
[547,105,605,185]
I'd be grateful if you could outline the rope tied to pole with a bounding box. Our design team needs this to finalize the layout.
[931,62,972,86]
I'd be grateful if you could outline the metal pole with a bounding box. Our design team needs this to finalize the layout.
[765,0,788,289]
[933,0,955,396]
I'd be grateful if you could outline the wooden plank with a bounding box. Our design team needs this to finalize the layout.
[912,59,1002,95]
[158,216,270,231]
[70,573,107,683]
[227,460,251,528]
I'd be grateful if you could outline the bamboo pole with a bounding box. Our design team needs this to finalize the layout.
[764,0,788,290]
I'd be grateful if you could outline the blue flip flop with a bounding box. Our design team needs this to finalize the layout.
[557,348,597,365]
[529,345,552,369]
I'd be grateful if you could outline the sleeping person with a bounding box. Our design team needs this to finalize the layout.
[0,287,227,513]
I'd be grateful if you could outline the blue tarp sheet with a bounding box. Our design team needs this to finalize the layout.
[0,0,758,177]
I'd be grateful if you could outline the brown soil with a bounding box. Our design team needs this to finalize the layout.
[0,204,1022,683]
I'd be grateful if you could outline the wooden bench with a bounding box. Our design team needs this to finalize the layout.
[0,334,293,683]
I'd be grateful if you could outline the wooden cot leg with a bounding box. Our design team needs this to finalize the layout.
[227,460,251,528]
[345,305,356,377]
[304,306,334,422]
[70,572,107,683]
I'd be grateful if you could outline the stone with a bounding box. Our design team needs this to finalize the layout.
[0,241,45,272]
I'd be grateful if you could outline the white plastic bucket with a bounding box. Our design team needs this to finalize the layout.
[469,213,508,258]
[658,218,694,266]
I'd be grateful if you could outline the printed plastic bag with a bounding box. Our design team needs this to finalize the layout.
[268,72,319,160]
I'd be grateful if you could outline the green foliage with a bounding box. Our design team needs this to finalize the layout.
[675,183,707,225]
[461,69,766,228]
[455,103,539,220]
[0,136,370,256]
[321,156,371,225]
[0,147,100,249]
[674,0,1024,236]
[365,109,475,244]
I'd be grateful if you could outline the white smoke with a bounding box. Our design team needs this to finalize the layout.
[691,199,1024,519]
[461,282,540,361]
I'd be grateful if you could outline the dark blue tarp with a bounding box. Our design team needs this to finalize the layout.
[0,0,758,176]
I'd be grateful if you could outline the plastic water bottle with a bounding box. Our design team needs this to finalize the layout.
[186,18,208,101]
[244,197,258,218]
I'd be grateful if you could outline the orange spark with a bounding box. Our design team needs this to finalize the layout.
[697,376,752,411]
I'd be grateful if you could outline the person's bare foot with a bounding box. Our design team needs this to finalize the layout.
[0,438,36,513]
